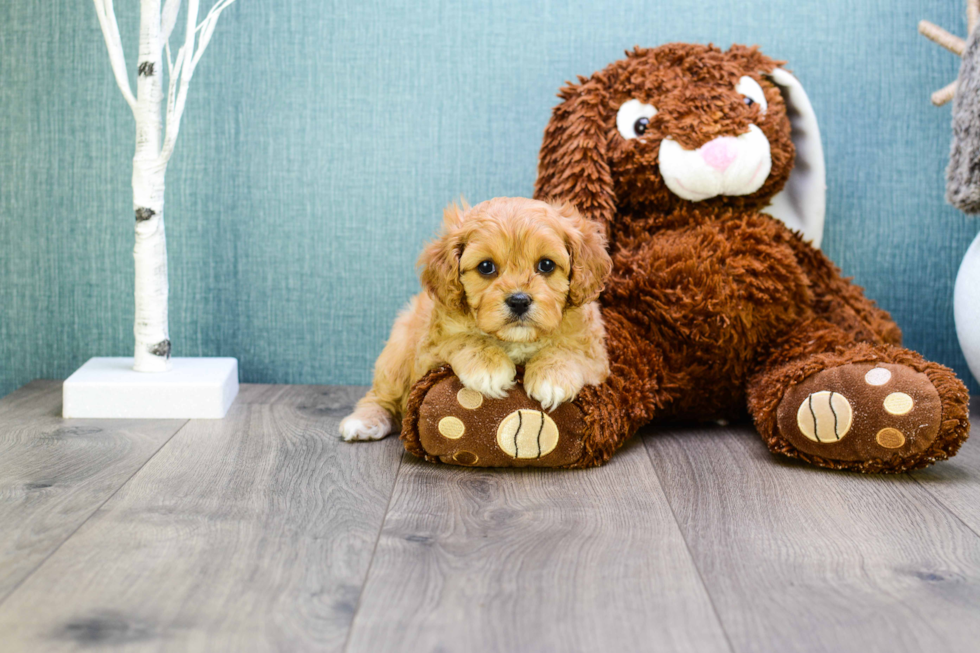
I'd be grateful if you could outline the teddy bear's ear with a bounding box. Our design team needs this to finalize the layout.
[761,68,827,248]
[534,76,617,233]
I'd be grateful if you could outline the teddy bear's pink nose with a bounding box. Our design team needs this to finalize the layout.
[700,137,738,171]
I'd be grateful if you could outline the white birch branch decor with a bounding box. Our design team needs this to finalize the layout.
[92,0,239,372]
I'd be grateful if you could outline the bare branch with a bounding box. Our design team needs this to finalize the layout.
[160,0,198,163]
[192,13,220,67]
[918,20,966,56]
[192,0,238,67]
[92,0,137,112]
[932,80,958,107]
[161,0,182,43]
[159,0,239,163]
[164,45,186,138]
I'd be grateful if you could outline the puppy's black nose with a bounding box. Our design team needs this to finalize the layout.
[505,292,532,316]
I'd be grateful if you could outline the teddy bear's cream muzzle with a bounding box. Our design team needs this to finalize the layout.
[659,124,772,202]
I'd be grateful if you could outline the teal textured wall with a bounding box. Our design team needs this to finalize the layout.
[1,0,978,398]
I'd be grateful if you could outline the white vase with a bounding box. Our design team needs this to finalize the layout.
[954,230,980,384]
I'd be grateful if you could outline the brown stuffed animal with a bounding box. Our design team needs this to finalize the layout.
[400,43,971,472]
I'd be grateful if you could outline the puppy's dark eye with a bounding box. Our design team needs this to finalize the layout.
[743,97,755,107]
[633,117,649,136]
[537,258,556,274]
[477,260,496,276]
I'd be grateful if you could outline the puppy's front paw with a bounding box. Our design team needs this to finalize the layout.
[339,406,398,442]
[525,366,584,412]
[457,360,517,400]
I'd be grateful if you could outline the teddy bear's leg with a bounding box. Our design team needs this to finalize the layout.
[747,318,970,472]
[398,308,671,468]
[786,233,903,346]
[399,365,637,468]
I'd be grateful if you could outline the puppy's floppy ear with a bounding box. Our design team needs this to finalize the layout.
[554,202,612,307]
[418,202,468,311]
[534,75,617,232]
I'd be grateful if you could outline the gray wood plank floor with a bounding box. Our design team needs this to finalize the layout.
[345,440,729,653]
[0,381,186,602]
[644,425,980,653]
[0,382,976,652]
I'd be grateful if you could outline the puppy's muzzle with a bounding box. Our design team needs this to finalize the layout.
[505,292,532,317]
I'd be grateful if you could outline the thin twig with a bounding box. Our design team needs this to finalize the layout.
[932,80,958,107]
[919,20,966,56]
[161,0,182,43]
[92,0,137,112]
[159,0,239,164]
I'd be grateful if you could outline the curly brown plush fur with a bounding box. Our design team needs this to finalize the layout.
[402,43,970,472]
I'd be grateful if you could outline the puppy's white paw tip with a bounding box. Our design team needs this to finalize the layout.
[340,417,392,442]
[528,379,577,412]
[459,370,516,401]
[485,382,515,400]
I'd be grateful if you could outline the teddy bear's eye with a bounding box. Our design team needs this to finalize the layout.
[537,258,556,274]
[735,76,767,114]
[616,99,658,140]
[477,260,496,276]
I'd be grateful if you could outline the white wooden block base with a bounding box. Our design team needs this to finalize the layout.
[63,357,239,419]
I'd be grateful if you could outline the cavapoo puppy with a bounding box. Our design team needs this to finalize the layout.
[340,196,612,442]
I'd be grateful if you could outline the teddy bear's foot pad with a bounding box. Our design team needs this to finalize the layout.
[416,375,587,467]
[776,363,942,463]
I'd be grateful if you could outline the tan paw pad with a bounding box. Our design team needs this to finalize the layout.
[883,392,913,415]
[876,427,906,449]
[438,416,466,439]
[453,451,479,465]
[796,391,852,443]
[456,387,483,410]
[776,363,944,464]
[864,367,892,386]
[496,409,559,459]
